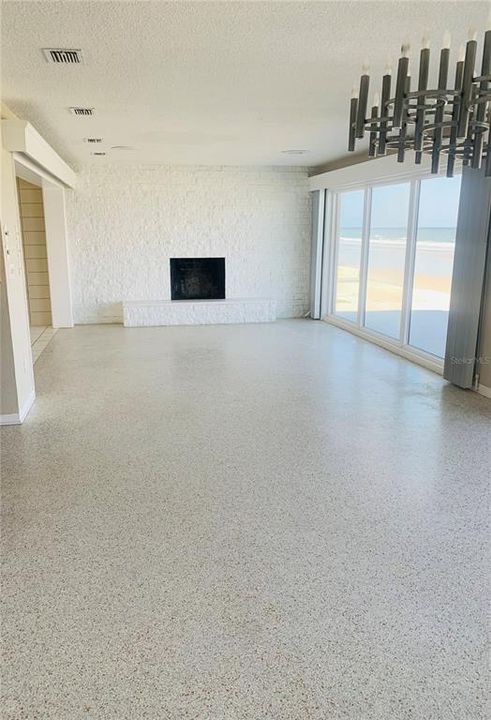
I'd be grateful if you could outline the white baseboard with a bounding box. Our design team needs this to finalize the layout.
[477,383,491,399]
[0,389,35,426]
[0,412,22,426]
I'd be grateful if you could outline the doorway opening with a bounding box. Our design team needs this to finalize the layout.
[16,177,57,363]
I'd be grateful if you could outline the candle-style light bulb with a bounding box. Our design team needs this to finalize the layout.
[468,28,477,41]
[421,36,430,50]
[351,87,358,99]
[442,31,451,49]
[373,92,380,107]
[458,44,465,62]
[401,43,410,58]
[384,65,392,76]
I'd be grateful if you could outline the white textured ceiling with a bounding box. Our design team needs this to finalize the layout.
[1,1,487,170]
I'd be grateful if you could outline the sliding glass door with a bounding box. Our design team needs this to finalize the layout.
[332,190,364,322]
[328,173,462,365]
[365,183,410,339]
[408,175,461,357]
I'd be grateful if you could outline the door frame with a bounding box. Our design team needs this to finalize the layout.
[14,154,73,328]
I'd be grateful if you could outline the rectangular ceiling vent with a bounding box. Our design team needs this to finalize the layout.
[85,137,103,143]
[69,107,95,116]
[43,48,84,64]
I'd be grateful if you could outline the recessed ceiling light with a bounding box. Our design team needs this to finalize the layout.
[281,150,309,155]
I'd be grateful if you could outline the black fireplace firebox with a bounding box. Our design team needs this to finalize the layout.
[170,258,225,301]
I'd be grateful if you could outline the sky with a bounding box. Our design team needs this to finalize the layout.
[339,174,462,229]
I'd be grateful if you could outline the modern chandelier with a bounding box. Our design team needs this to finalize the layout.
[348,29,491,177]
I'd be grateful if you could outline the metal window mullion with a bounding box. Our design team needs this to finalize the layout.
[358,186,372,328]
[400,179,420,347]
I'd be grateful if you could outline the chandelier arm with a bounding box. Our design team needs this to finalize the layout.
[368,104,378,157]
[447,59,465,177]
[397,75,411,162]
[415,46,432,162]
[431,47,451,171]
[472,30,491,169]
[458,38,477,138]
[378,72,392,156]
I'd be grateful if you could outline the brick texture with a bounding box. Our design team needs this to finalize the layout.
[65,166,312,324]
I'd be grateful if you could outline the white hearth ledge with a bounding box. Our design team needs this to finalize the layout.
[123,298,277,327]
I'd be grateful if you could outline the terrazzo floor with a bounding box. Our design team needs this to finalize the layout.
[29,326,58,364]
[1,320,489,719]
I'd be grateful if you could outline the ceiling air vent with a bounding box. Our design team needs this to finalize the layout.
[69,107,95,116]
[43,48,84,64]
[85,137,103,143]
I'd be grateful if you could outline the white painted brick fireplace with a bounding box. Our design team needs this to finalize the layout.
[65,165,311,325]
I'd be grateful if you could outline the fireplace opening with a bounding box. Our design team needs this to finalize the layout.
[170,257,225,301]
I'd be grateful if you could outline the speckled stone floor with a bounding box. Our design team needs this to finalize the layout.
[1,320,490,720]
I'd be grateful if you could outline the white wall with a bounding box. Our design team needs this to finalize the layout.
[65,166,311,324]
[1,144,35,420]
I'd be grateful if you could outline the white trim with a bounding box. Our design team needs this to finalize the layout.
[0,389,35,425]
[42,184,74,327]
[309,152,462,192]
[0,413,22,426]
[13,155,74,328]
[324,315,444,375]
[14,153,66,190]
[310,190,325,319]
[477,383,491,399]
[400,179,419,345]
[2,120,76,188]
[358,186,371,326]
[19,389,35,421]
[320,191,334,318]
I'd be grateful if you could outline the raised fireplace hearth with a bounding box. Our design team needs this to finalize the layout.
[123,256,276,326]
[170,257,225,301]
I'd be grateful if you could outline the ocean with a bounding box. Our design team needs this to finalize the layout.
[340,227,456,244]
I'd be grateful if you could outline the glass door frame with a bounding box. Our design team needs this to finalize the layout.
[325,175,447,375]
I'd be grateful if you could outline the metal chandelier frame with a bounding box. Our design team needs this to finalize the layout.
[348,30,491,177]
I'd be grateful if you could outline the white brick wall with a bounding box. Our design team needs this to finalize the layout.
[65,165,311,324]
